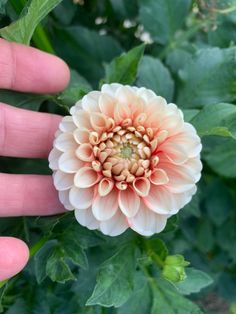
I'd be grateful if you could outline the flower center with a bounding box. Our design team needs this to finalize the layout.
[120,144,133,159]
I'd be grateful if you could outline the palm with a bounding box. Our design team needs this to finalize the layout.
[0,39,70,281]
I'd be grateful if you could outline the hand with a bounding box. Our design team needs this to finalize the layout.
[0,39,70,281]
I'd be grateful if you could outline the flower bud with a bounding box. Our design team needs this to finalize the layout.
[162,254,189,283]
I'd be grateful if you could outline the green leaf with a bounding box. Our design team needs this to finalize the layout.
[151,279,203,314]
[0,90,47,110]
[0,0,8,15]
[34,240,57,284]
[166,48,192,74]
[57,70,92,107]
[139,0,192,45]
[46,246,75,283]
[203,137,236,178]
[62,238,88,270]
[174,268,213,295]
[191,103,236,139]
[146,238,168,261]
[177,47,236,108]
[0,0,63,45]
[86,245,136,307]
[137,55,174,102]
[51,25,123,86]
[103,44,145,85]
[182,109,199,122]
[118,272,151,314]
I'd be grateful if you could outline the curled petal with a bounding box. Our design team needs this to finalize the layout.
[73,128,90,144]
[150,168,169,185]
[82,91,101,112]
[133,177,150,197]
[74,167,99,188]
[73,110,92,129]
[75,208,99,230]
[58,190,74,210]
[76,143,94,162]
[90,112,108,133]
[98,178,114,196]
[54,133,78,152]
[118,186,140,218]
[59,116,76,132]
[69,186,94,209]
[92,189,118,221]
[58,152,84,173]
[100,210,128,236]
[128,202,168,236]
[53,171,74,191]
[49,148,61,170]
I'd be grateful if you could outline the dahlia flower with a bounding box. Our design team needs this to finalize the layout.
[49,84,202,236]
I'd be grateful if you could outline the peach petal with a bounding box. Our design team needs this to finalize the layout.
[73,128,90,144]
[99,93,116,117]
[74,167,99,188]
[54,133,78,152]
[58,152,84,173]
[128,203,168,236]
[69,186,94,209]
[114,102,131,124]
[150,168,169,185]
[98,178,114,196]
[100,210,128,236]
[59,116,76,132]
[73,110,92,129]
[158,142,188,165]
[92,189,118,221]
[90,112,107,133]
[53,170,74,191]
[118,186,140,218]
[75,208,100,230]
[58,190,74,210]
[76,143,94,162]
[133,177,150,197]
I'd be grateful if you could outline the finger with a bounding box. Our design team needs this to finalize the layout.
[0,237,29,281]
[0,103,62,158]
[0,38,70,93]
[0,173,65,216]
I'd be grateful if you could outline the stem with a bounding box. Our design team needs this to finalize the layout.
[0,236,49,289]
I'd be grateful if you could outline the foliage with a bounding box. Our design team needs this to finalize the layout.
[1,0,236,313]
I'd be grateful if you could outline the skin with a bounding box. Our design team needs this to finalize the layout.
[0,39,70,281]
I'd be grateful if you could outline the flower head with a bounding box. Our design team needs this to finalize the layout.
[49,84,202,236]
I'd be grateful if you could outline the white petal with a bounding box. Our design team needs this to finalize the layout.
[74,167,99,188]
[99,93,116,117]
[69,186,94,209]
[53,171,74,191]
[58,190,74,210]
[59,116,76,132]
[58,152,84,173]
[158,141,188,165]
[136,87,156,102]
[128,203,168,236]
[118,187,140,218]
[100,210,128,236]
[82,91,101,112]
[101,83,123,96]
[75,208,99,230]
[73,110,92,129]
[48,148,62,170]
[54,133,78,152]
[92,189,118,221]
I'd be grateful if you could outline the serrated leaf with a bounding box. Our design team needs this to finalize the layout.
[178,47,236,108]
[86,245,136,307]
[174,268,213,295]
[139,0,191,45]
[46,246,75,283]
[102,44,145,85]
[191,103,236,139]
[63,238,88,269]
[137,55,174,102]
[0,0,63,45]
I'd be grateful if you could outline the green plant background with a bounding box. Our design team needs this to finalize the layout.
[0,0,236,313]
